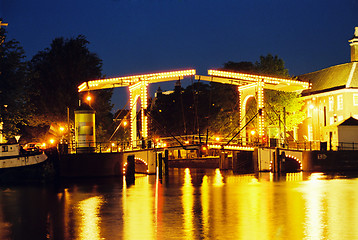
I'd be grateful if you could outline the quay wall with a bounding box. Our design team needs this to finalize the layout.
[302,150,358,172]
[59,152,123,178]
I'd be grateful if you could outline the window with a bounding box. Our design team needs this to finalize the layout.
[354,94,358,106]
[329,96,334,111]
[2,146,8,152]
[337,95,343,110]
[330,117,334,125]
[338,115,344,122]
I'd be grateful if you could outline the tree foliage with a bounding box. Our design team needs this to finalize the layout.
[149,82,219,138]
[28,35,103,119]
[27,35,113,141]
[149,54,303,140]
[223,54,304,138]
[0,26,29,140]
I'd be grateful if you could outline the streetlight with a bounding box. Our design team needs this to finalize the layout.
[123,119,128,127]
[86,93,92,107]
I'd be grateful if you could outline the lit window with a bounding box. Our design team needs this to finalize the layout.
[337,95,343,110]
[329,96,334,111]
[330,117,334,125]
[354,94,358,106]
[338,115,344,122]
[308,125,313,141]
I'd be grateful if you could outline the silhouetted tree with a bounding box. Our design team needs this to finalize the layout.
[0,25,29,140]
[149,82,218,138]
[28,35,113,141]
[222,54,304,140]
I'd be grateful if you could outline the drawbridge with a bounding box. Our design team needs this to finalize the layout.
[78,69,310,147]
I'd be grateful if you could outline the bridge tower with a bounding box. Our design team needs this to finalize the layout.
[78,69,196,148]
[129,81,148,148]
[196,70,310,143]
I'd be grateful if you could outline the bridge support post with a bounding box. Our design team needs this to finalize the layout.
[158,153,163,179]
[164,150,169,177]
[273,148,286,173]
[126,155,135,185]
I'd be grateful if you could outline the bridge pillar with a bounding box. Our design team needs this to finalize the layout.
[239,80,265,144]
[129,81,148,148]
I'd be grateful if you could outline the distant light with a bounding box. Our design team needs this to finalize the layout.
[251,130,256,136]
[309,104,314,109]
[123,120,128,127]
[215,137,220,142]
[49,139,55,144]
[59,126,65,132]
[86,95,92,102]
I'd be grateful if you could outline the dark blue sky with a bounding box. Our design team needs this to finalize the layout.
[1,0,357,110]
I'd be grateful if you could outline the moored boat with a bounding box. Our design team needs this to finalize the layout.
[0,143,55,182]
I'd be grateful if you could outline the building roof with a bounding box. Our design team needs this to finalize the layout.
[300,62,358,95]
[338,116,358,126]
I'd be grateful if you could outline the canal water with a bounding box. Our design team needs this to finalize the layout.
[1,169,358,240]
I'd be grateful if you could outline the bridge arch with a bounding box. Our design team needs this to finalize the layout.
[240,91,255,142]
[129,81,148,148]
[284,154,302,172]
[123,157,148,174]
[78,69,309,147]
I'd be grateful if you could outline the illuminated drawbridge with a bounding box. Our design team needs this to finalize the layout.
[78,69,309,148]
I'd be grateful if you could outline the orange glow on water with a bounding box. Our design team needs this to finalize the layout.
[182,168,194,239]
[78,196,103,240]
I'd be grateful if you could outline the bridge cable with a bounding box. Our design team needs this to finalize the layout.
[222,97,254,141]
[178,80,187,135]
[225,110,259,146]
[109,96,141,142]
[145,110,185,148]
[264,95,296,143]
[206,77,214,145]
[109,98,131,141]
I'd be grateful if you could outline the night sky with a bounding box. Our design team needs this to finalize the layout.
[1,0,357,110]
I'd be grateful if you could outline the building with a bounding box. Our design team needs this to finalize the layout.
[298,27,358,147]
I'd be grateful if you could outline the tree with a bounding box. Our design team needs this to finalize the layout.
[223,54,305,140]
[255,54,289,77]
[149,82,218,138]
[0,25,29,140]
[28,35,113,142]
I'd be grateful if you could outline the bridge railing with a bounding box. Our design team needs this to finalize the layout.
[66,138,358,154]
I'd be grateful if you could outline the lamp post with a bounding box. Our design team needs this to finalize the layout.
[86,94,92,107]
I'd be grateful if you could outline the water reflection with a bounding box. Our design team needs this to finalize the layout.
[182,168,194,239]
[1,171,358,239]
[78,196,103,240]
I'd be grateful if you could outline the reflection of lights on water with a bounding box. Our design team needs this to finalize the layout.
[78,196,103,240]
[302,173,325,240]
[201,175,209,239]
[182,168,194,239]
[214,169,224,187]
[286,172,303,182]
[308,172,325,181]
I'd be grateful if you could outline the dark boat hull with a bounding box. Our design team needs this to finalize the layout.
[0,152,57,183]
